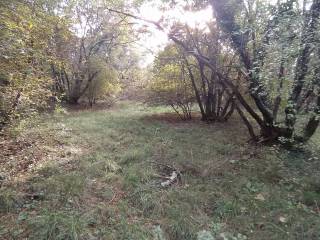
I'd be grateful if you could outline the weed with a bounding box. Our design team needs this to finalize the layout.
[28,209,86,240]
[31,172,86,204]
[214,199,242,219]
[0,188,21,213]
[302,191,320,206]
[120,148,147,166]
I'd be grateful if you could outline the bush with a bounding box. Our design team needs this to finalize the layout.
[146,44,195,120]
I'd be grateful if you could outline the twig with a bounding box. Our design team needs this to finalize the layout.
[161,171,179,187]
[106,8,164,31]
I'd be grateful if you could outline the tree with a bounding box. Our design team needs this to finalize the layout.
[51,0,141,104]
[106,6,239,122]
[0,0,70,129]
[208,0,320,143]
[147,44,195,120]
[0,0,142,129]
[168,23,238,122]
[85,58,120,107]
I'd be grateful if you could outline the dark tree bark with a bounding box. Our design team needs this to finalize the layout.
[290,0,320,104]
[210,0,320,143]
[184,58,206,119]
[107,4,320,143]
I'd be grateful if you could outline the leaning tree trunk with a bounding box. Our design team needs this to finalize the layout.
[189,56,236,122]
[210,0,320,144]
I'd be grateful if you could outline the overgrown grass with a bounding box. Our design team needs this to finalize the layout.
[0,101,319,239]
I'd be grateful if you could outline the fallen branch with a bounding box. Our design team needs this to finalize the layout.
[148,161,182,187]
[160,171,179,187]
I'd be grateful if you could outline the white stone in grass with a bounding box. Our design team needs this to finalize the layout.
[153,225,166,240]
[197,230,215,240]
[279,216,287,223]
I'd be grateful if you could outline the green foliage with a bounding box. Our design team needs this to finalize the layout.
[57,0,142,105]
[0,0,142,128]
[86,57,121,105]
[0,0,71,128]
[147,44,195,119]
[211,0,320,142]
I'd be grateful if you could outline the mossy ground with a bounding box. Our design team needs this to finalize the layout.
[0,101,319,239]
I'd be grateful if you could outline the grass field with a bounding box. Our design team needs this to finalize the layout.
[0,101,320,239]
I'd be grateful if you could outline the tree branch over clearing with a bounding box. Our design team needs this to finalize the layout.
[106,8,164,31]
[106,7,265,129]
